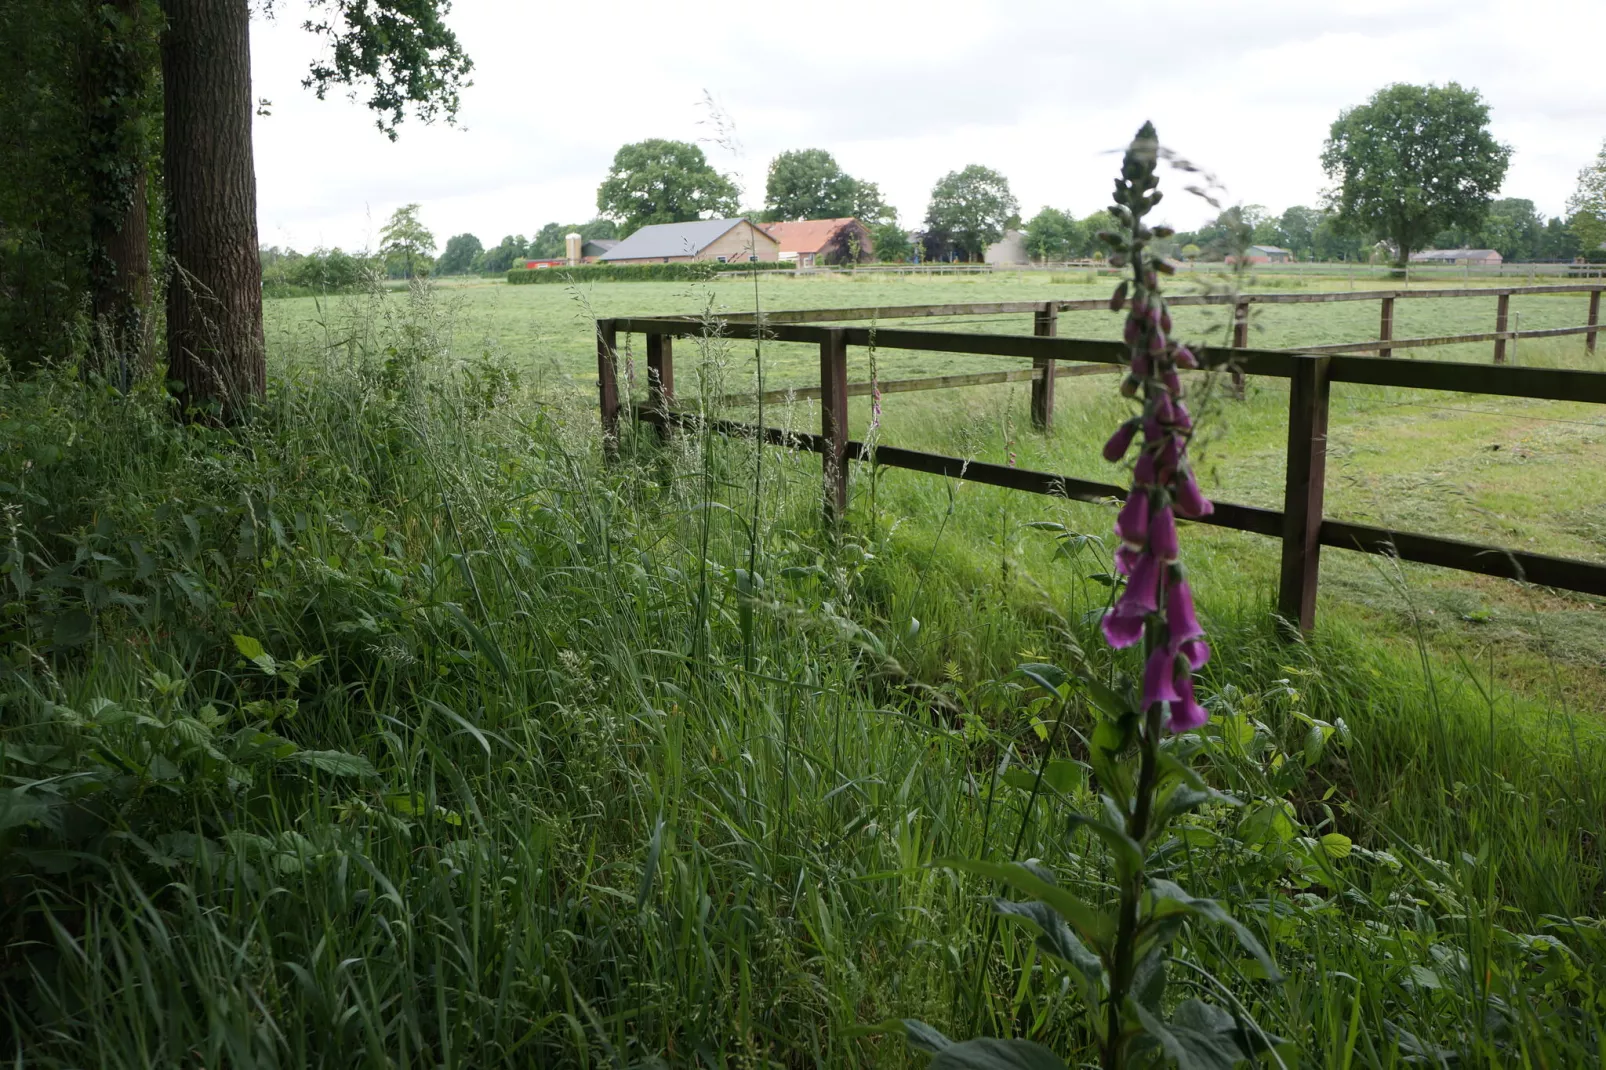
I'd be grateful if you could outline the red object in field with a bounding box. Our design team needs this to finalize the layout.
[523,258,566,269]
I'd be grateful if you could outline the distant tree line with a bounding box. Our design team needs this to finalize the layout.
[260,82,1606,294]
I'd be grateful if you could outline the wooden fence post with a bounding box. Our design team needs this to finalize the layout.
[1493,291,1510,364]
[646,333,674,441]
[1588,289,1600,356]
[820,327,849,523]
[1277,354,1332,634]
[1031,302,1058,431]
[1230,298,1248,397]
[1378,296,1394,359]
[597,319,620,457]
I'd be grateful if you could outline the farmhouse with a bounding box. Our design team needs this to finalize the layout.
[762,218,872,267]
[1409,248,1503,266]
[598,219,779,265]
[1248,245,1294,263]
[579,238,618,262]
[984,230,1030,265]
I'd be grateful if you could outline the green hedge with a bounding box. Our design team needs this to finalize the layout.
[506,261,795,285]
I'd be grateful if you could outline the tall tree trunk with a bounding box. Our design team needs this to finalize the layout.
[160,0,264,423]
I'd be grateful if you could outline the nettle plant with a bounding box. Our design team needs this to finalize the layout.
[908,125,1284,1069]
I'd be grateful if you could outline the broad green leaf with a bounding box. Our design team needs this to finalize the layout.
[902,1019,953,1054]
[1129,998,1246,1070]
[231,633,266,661]
[930,1037,1069,1070]
[1240,801,1297,846]
[1000,760,1086,797]
[1132,948,1167,1012]
[939,858,1111,947]
[384,792,427,816]
[52,610,93,649]
[1016,663,1070,697]
[1084,679,1132,720]
[1321,832,1354,858]
[1069,810,1143,881]
[991,897,1106,997]
[295,750,378,779]
[1146,879,1281,981]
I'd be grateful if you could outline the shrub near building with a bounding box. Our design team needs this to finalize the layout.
[506,261,793,284]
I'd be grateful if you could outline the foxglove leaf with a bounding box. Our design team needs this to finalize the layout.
[1146,879,1280,980]
[930,1038,1069,1070]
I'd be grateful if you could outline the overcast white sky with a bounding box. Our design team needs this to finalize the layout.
[249,0,1606,252]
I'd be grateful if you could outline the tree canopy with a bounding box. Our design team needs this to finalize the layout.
[291,0,474,141]
[529,219,618,259]
[869,219,913,262]
[923,165,1018,261]
[1321,82,1511,264]
[762,149,889,223]
[596,140,739,236]
[481,234,528,273]
[1023,207,1084,261]
[435,232,483,275]
[764,149,857,221]
[1567,140,1606,254]
[379,203,435,277]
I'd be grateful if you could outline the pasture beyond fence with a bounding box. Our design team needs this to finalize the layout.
[596,283,1606,632]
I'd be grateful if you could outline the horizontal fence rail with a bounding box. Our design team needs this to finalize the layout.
[638,409,1606,601]
[598,296,1606,632]
[642,282,1604,366]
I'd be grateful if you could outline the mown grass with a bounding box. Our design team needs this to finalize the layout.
[2,281,1604,1067]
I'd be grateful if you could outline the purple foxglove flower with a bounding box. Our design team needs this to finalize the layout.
[1154,393,1177,425]
[1103,420,1139,462]
[1134,451,1157,486]
[1149,504,1179,561]
[1143,644,1182,707]
[1115,543,1142,576]
[1122,550,1161,613]
[1157,436,1182,482]
[1167,672,1210,732]
[1115,491,1150,546]
[1173,345,1197,369]
[1166,577,1204,644]
[1175,471,1214,518]
[1101,605,1145,649]
[1171,399,1192,430]
[1179,638,1210,671]
[1148,329,1167,356]
[1132,296,1148,319]
[1131,352,1151,379]
[1124,319,1141,346]
[1161,308,1173,333]
[1163,371,1182,396]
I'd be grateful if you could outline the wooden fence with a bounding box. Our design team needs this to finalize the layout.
[595,283,1606,633]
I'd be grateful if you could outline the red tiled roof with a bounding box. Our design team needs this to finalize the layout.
[761,218,858,254]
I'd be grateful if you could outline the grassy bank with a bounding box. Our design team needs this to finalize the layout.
[3,284,1604,1066]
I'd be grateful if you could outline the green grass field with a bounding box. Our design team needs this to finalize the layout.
[267,274,1606,697]
[6,274,1606,1067]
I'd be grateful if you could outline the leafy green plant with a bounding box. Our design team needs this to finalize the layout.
[904,124,1284,1070]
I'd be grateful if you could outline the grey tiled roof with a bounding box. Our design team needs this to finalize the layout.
[598,219,752,260]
